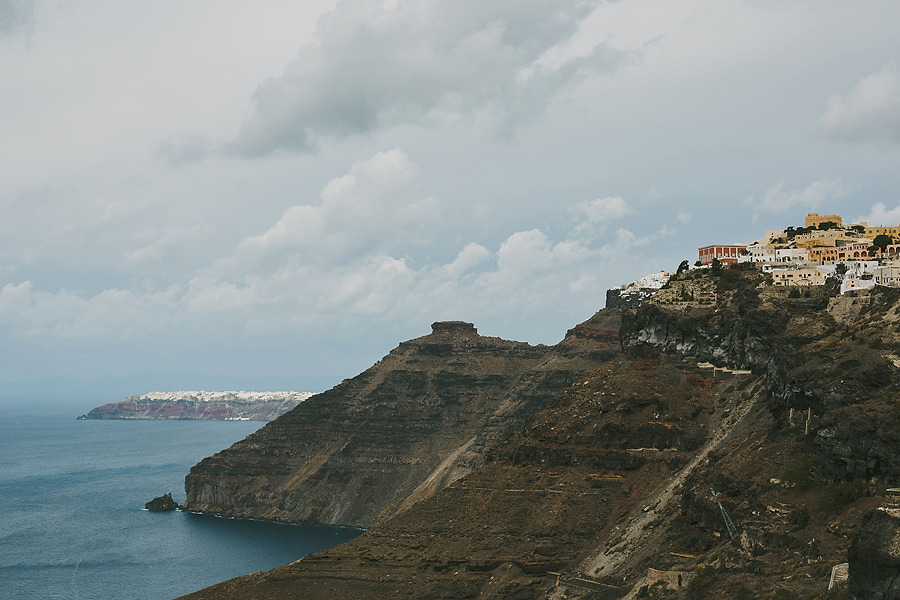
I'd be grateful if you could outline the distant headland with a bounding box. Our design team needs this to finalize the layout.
[77,390,313,421]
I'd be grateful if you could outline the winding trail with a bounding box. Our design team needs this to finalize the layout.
[577,380,764,597]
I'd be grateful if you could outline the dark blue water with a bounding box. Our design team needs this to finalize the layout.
[0,400,362,600]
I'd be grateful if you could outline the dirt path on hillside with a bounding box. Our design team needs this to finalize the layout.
[574,381,764,598]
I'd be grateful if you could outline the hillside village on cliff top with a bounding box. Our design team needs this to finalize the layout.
[615,212,900,297]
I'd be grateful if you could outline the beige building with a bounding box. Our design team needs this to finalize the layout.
[770,266,827,287]
[793,229,855,249]
[866,225,900,238]
[874,263,900,287]
[805,213,843,229]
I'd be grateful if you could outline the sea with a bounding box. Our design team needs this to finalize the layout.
[0,399,363,600]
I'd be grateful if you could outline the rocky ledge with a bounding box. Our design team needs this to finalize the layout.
[145,493,179,511]
[80,390,313,421]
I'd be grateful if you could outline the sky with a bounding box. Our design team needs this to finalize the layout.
[2,0,900,395]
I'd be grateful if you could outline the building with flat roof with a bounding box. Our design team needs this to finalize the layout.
[698,244,748,265]
[805,213,843,229]
[866,225,900,238]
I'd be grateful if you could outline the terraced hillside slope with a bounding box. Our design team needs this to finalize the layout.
[182,265,900,599]
[182,319,621,527]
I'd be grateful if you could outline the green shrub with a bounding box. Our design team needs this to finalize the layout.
[789,505,810,530]
[783,457,820,491]
[685,565,717,600]
[717,267,742,291]
[733,584,753,600]
[820,479,867,513]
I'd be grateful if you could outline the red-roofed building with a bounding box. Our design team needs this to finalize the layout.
[698,244,748,265]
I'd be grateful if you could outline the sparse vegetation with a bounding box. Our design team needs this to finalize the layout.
[636,580,673,598]
[685,565,717,600]
[820,478,867,513]
[789,505,810,530]
[717,266,743,291]
[806,581,847,599]
[871,234,894,253]
[784,457,820,491]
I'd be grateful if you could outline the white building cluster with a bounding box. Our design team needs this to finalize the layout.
[134,390,314,403]
[700,213,900,295]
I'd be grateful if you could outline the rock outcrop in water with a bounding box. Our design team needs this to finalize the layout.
[144,493,179,511]
[81,391,312,421]
[180,266,900,599]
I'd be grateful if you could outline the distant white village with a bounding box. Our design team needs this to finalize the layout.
[613,212,900,297]
[134,390,313,403]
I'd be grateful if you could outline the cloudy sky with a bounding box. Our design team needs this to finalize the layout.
[2,0,900,394]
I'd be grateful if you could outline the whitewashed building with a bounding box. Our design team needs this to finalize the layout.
[874,263,900,287]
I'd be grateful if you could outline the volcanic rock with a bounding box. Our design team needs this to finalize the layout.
[145,493,179,511]
[182,319,621,527]
[847,508,900,599]
[180,266,900,599]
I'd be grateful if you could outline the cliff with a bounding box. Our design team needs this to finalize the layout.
[180,266,900,599]
[81,390,312,421]
[847,507,900,599]
[181,320,621,527]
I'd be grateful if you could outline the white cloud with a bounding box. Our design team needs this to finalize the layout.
[856,202,900,226]
[219,0,627,156]
[225,149,438,272]
[816,63,900,144]
[496,229,590,276]
[439,242,491,279]
[745,179,850,214]
[0,281,180,340]
[575,196,631,222]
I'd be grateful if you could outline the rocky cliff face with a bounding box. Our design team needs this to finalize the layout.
[182,320,620,527]
[848,508,900,599]
[180,267,900,599]
[83,391,311,421]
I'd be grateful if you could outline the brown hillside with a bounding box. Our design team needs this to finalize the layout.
[180,266,900,599]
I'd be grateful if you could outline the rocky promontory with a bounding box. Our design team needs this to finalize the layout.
[80,390,312,421]
[182,319,621,527]
[179,266,900,599]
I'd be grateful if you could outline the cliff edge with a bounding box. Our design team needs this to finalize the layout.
[180,265,900,599]
[182,319,620,527]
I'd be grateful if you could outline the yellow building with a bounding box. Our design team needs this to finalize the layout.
[793,229,853,249]
[865,225,900,238]
[771,266,827,286]
[805,213,843,229]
